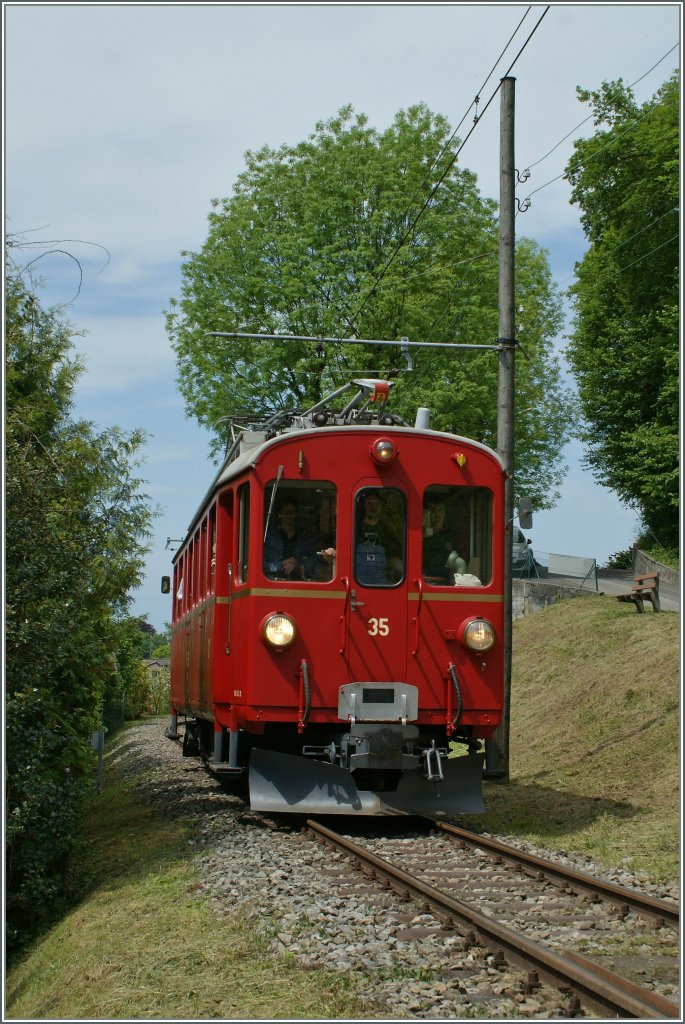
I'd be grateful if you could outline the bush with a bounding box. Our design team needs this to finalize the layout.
[5,266,154,957]
[603,549,633,570]
[639,542,679,572]
[5,693,94,957]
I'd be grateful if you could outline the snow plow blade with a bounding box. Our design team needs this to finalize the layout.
[248,749,485,816]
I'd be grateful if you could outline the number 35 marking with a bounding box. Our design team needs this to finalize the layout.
[368,617,390,637]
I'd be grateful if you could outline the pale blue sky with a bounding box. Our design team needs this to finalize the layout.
[5,2,680,629]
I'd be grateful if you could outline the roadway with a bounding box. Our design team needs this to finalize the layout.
[530,567,680,613]
[595,568,680,612]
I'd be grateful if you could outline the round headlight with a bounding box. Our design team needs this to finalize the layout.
[262,612,296,649]
[461,617,495,652]
[370,437,398,464]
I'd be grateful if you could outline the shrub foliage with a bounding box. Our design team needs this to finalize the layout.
[5,266,155,955]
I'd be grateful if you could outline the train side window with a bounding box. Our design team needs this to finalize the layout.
[194,528,203,604]
[237,484,250,583]
[176,552,186,614]
[354,487,406,587]
[188,536,196,606]
[208,506,217,595]
[262,480,336,583]
[422,485,493,586]
[186,542,194,610]
[173,562,183,621]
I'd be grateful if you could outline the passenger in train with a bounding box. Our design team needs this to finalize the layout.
[422,501,466,583]
[355,489,404,585]
[264,498,335,580]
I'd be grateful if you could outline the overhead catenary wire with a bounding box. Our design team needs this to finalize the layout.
[332,6,533,329]
[554,206,679,289]
[343,247,498,296]
[426,252,499,338]
[210,8,550,381]
[520,105,659,208]
[344,29,678,352]
[384,5,534,231]
[346,5,551,331]
[518,41,680,213]
[524,42,679,172]
[575,234,679,285]
[206,8,553,393]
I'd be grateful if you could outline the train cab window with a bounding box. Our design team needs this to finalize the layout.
[354,487,406,587]
[422,485,492,586]
[262,480,336,582]
[237,484,250,583]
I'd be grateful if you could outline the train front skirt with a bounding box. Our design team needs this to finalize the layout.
[248,749,485,816]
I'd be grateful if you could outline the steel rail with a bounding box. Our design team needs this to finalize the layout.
[305,819,680,1020]
[431,820,680,929]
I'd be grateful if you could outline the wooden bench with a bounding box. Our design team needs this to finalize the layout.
[616,572,661,613]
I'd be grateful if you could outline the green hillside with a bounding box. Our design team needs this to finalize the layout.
[464,595,680,879]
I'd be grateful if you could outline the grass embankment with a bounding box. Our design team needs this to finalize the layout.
[464,596,680,879]
[6,596,679,1019]
[5,762,360,1020]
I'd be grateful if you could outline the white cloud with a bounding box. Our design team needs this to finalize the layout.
[70,312,174,392]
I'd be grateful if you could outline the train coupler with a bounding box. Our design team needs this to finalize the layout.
[422,740,447,783]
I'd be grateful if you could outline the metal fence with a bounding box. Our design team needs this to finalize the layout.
[514,548,598,590]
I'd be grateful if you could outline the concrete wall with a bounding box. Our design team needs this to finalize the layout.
[512,579,599,620]
[633,547,680,587]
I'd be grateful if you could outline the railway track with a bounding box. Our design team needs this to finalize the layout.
[431,820,679,928]
[305,818,680,1019]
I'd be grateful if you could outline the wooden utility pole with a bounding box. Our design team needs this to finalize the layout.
[486,75,516,779]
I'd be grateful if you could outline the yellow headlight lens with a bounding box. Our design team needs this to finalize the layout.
[263,613,296,649]
[462,618,495,652]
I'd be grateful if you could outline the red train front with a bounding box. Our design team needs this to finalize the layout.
[165,380,505,815]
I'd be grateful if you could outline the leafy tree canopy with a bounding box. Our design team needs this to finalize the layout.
[564,73,679,547]
[167,104,574,509]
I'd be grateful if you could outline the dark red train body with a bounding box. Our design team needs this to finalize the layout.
[166,380,506,815]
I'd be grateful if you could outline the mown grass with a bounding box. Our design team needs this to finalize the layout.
[461,596,680,879]
[5,757,368,1020]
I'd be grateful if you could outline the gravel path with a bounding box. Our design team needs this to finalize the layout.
[107,719,679,1020]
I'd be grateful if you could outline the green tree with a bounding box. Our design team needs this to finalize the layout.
[148,664,171,716]
[151,622,172,659]
[167,104,573,509]
[564,73,679,548]
[100,615,156,730]
[5,265,155,955]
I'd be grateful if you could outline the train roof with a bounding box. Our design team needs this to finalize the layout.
[176,379,504,550]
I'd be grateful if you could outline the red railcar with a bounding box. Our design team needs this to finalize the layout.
[165,380,505,815]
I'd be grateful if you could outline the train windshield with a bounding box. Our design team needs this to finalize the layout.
[422,485,492,586]
[354,487,406,587]
[263,480,336,582]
